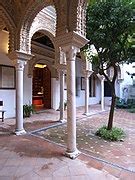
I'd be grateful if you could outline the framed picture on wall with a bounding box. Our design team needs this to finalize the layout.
[81,77,85,90]
[0,65,15,89]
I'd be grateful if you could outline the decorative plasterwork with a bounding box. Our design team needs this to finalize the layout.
[57,0,87,37]
[0,6,16,52]
[0,0,17,24]
[8,50,33,63]
[76,0,87,37]
[27,7,56,54]
[55,31,88,49]
[17,0,54,53]
[0,18,5,31]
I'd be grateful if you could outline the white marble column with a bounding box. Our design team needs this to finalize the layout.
[64,46,80,159]
[101,77,105,111]
[84,71,93,116]
[55,31,88,159]
[8,51,33,135]
[15,60,26,135]
[59,70,65,122]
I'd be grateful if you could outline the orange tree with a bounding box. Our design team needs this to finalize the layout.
[86,0,134,130]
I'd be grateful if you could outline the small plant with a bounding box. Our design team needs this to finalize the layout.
[23,104,35,118]
[95,126,125,141]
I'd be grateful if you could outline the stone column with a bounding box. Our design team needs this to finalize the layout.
[63,46,80,159]
[84,71,93,116]
[55,32,88,159]
[59,70,65,122]
[8,51,33,135]
[15,60,26,135]
[101,77,105,111]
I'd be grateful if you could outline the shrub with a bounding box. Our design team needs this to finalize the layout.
[95,126,125,141]
[128,108,135,113]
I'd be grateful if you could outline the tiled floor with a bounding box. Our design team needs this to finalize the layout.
[0,105,135,179]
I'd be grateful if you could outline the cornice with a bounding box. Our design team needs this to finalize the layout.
[8,50,34,62]
[55,31,88,49]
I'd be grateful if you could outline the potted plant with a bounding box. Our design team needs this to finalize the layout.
[23,104,34,118]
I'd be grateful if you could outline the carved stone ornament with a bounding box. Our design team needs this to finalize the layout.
[76,0,87,37]
[0,7,16,52]
[8,51,34,70]
[55,31,88,51]
[18,0,54,54]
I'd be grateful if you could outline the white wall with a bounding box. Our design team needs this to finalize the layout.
[119,63,135,98]
[51,78,60,110]
[0,90,15,118]
[75,59,100,107]
[23,65,32,105]
[0,31,33,118]
[0,31,16,118]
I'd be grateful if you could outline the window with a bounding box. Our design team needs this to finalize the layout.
[0,65,15,89]
[89,75,96,97]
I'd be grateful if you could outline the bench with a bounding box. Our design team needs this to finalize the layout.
[0,110,6,122]
[0,101,6,122]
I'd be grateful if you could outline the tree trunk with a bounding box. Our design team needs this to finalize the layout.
[107,91,116,130]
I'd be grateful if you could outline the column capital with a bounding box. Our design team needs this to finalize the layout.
[82,69,93,78]
[62,45,79,62]
[54,63,67,74]
[97,74,105,81]
[55,32,88,50]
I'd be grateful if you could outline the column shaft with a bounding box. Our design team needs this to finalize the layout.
[66,58,76,153]
[101,79,105,111]
[85,76,89,114]
[59,70,65,122]
[15,61,26,135]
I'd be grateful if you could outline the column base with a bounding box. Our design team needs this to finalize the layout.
[65,149,81,159]
[15,129,26,135]
[59,119,67,123]
[83,112,90,116]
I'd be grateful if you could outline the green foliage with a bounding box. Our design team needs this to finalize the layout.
[85,0,134,130]
[96,125,125,141]
[86,0,134,69]
[115,98,135,110]
[128,108,135,113]
[23,104,35,118]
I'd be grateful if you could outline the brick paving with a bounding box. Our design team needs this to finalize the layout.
[0,105,135,179]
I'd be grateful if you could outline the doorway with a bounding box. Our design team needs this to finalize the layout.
[32,64,51,110]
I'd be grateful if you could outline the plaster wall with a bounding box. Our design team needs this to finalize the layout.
[119,63,135,98]
[0,31,16,118]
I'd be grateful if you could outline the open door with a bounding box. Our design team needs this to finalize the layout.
[32,64,51,110]
[43,67,51,109]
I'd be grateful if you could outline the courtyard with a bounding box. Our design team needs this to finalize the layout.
[0,105,135,179]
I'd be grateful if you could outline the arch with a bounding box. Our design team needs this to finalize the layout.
[29,26,56,53]
[17,0,57,53]
[0,6,16,52]
[28,57,56,78]
[28,29,61,77]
